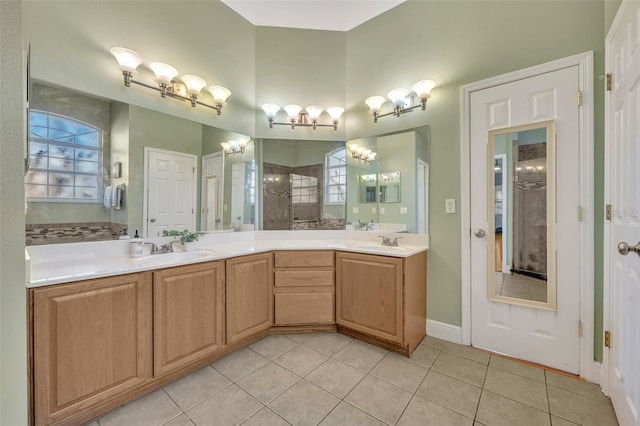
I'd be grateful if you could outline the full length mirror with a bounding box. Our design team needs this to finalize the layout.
[260,139,346,230]
[488,121,556,310]
[25,82,255,245]
[346,127,429,234]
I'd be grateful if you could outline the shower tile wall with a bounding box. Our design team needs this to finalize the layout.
[263,163,291,230]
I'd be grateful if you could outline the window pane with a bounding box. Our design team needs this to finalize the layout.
[75,175,97,187]
[49,185,74,198]
[30,111,47,127]
[49,115,94,136]
[29,154,47,169]
[75,160,98,173]
[49,145,74,160]
[76,148,98,161]
[26,184,47,197]
[49,173,74,186]
[75,131,99,146]
[75,187,98,199]
[49,157,74,171]
[26,171,47,185]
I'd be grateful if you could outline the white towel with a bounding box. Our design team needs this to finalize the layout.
[103,185,113,207]
[111,186,118,208]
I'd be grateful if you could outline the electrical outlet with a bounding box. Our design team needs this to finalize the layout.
[445,198,456,214]
[380,207,385,214]
[372,207,377,214]
[352,207,359,214]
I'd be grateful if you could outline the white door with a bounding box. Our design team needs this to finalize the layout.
[144,148,197,237]
[201,152,223,230]
[470,66,582,373]
[230,162,245,226]
[606,2,640,423]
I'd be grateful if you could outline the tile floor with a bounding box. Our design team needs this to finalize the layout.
[89,333,618,426]
[495,272,547,302]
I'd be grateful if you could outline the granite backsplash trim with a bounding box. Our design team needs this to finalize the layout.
[26,222,127,246]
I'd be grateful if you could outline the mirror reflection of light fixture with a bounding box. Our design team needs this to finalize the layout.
[348,143,377,164]
[110,47,231,115]
[221,139,249,156]
[494,160,501,171]
[261,103,344,130]
[365,79,435,123]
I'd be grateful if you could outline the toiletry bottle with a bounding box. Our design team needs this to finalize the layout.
[119,228,131,240]
[130,230,143,257]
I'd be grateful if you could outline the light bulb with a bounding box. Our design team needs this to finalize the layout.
[349,143,360,152]
[261,103,280,118]
[207,86,231,105]
[365,96,386,112]
[412,80,436,98]
[238,139,249,148]
[327,106,344,120]
[149,62,178,85]
[363,149,372,156]
[181,75,207,94]
[110,47,143,73]
[387,88,410,106]
[284,104,302,120]
[305,105,323,120]
[220,142,231,151]
[367,152,377,161]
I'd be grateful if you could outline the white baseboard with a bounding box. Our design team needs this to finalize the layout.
[426,319,463,344]
[588,362,602,385]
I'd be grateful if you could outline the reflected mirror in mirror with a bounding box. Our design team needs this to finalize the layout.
[260,139,346,230]
[358,174,377,203]
[25,82,255,245]
[379,171,401,203]
[488,121,556,310]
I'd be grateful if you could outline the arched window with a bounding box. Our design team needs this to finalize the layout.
[26,110,102,202]
[325,147,346,205]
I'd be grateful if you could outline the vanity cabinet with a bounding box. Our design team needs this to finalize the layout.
[226,253,273,343]
[274,251,335,326]
[153,261,225,377]
[31,272,153,426]
[336,251,426,355]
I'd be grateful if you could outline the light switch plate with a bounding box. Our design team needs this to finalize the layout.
[372,207,377,214]
[380,207,385,214]
[445,198,456,214]
[400,207,408,214]
[352,207,359,213]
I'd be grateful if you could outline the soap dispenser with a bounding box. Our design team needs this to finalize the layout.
[130,230,143,258]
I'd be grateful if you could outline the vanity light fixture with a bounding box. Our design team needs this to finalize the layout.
[365,79,435,123]
[220,139,250,156]
[110,47,231,115]
[261,103,344,130]
[348,143,377,164]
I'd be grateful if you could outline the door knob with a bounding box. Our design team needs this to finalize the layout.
[618,241,640,257]
[149,218,156,223]
[474,229,486,238]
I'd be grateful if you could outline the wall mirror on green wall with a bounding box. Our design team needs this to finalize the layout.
[25,82,255,245]
[346,126,429,234]
[259,138,347,230]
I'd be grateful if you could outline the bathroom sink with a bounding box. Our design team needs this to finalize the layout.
[131,250,212,266]
[354,245,414,253]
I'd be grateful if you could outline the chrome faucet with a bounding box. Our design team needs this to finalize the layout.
[144,242,159,254]
[378,235,402,247]
[145,239,181,255]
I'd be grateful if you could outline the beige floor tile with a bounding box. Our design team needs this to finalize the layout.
[476,390,551,426]
[162,414,195,426]
[488,354,545,383]
[212,347,269,381]
[442,342,490,365]
[370,354,428,392]
[319,401,387,426]
[397,395,474,426]
[302,333,352,356]
[421,335,447,349]
[416,370,481,419]
[249,335,299,360]
[431,352,488,387]
[345,375,412,425]
[187,384,263,426]
[163,366,232,411]
[546,371,610,402]
[237,362,300,404]
[282,333,315,343]
[403,344,440,368]
[551,415,580,426]
[484,367,548,412]
[269,380,340,426]
[333,340,387,372]
[547,386,618,426]
[306,358,366,398]
[98,389,182,426]
[241,407,290,426]
[274,345,328,377]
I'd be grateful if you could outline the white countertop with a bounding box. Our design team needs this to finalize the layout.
[26,230,428,288]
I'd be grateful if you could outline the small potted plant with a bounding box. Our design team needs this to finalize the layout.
[162,229,199,251]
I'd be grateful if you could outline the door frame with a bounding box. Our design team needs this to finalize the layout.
[142,147,198,238]
[460,52,596,381]
[201,151,224,231]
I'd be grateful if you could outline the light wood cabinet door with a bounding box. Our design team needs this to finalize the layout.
[32,272,153,426]
[226,253,273,344]
[154,261,225,377]
[336,252,403,343]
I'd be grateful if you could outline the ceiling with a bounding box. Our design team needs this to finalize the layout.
[221,0,406,32]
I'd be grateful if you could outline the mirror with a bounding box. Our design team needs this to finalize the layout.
[346,127,429,234]
[260,138,346,230]
[488,121,556,310]
[25,82,255,245]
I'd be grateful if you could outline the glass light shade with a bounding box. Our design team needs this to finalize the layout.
[363,149,372,156]
[110,47,143,73]
[149,62,178,85]
[238,139,249,148]
[412,80,436,98]
[229,140,239,149]
[181,75,207,94]
[387,88,410,106]
[261,103,280,118]
[305,105,324,120]
[356,146,366,154]
[220,142,231,151]
[327,106,345,120]
[368,152,378,161]
[365,96,386,112]
[207,86,231,104]
[348,143,360,152]
[284,104,302,120]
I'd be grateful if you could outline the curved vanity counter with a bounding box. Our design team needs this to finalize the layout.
[26,230,428,287]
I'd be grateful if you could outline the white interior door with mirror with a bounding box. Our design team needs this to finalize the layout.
[463,53,593,375]
[202,152,223,231]
[144,147,197,237]
[605,1,640,423]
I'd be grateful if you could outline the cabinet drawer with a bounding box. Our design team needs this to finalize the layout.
[275,270,334,287]
[275,250,334,268]
[275,292,335,325]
